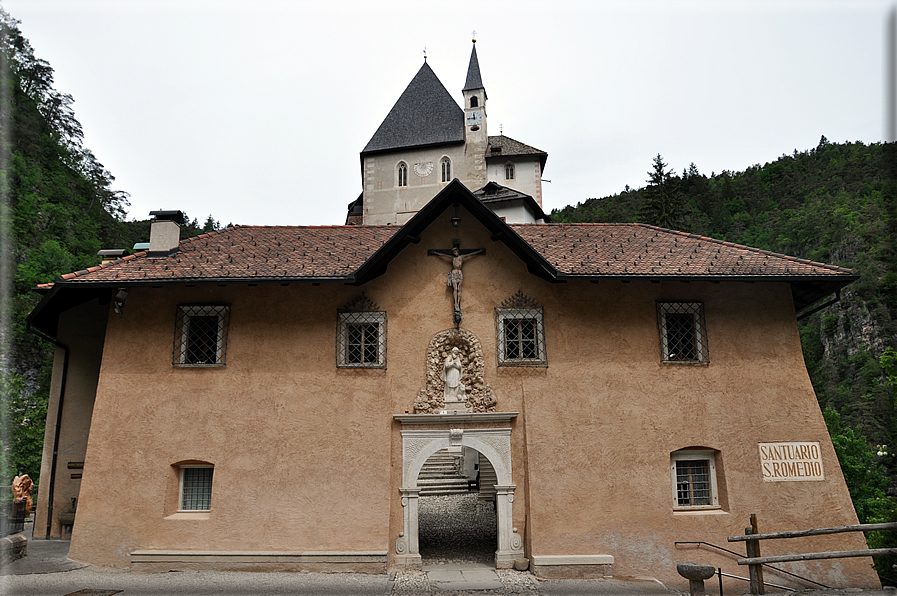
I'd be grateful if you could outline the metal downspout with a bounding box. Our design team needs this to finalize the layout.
[26,323,70,539]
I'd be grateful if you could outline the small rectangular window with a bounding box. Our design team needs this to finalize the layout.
[496,307,546,366]
[657,302,708,362]
[180,466,213,511]
[671,450,719,510]
[173,305,230,366]
[338,311,387,368]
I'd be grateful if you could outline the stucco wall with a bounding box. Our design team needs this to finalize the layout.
[485,157,542,205]
[63,209,878,588]
[35,299,108,538]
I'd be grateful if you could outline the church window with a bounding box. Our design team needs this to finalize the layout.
[397,162,408,187]
[657,302,708,362]
[496,306,546,366]
[441,158,451,182]
[173,305,230,366]
[179,465,214,511]
[505,163,515,180]
[470,96,478,108]
[338,311,387,368]
[671,450,719,509]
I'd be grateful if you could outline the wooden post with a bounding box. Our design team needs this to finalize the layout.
[746,527,761,595]
[750,514,766,594]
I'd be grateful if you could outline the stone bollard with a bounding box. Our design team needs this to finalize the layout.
[677,562,716,596]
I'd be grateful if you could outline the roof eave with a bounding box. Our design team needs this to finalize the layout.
[557,272,858,312]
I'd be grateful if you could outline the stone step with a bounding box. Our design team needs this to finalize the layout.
[419,488,473,496]
[418,478,469,486]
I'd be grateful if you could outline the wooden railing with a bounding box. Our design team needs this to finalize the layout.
[728,519,897,595]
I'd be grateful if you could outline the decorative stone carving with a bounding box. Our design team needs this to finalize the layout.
[395,536,407,554]
[414,329,497,413]
[403,437,435,480]
[443,348,463,399]
[413,162,433,177]
[502,289,539,308]
[450,429,463,446]
[476,432,512,465]
[341,292,379,312]
[11,474,33,517]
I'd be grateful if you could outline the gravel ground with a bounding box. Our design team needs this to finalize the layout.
[394,493,542,594]
[418,494,498,566]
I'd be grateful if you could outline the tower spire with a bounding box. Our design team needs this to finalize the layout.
[463,36,486,99]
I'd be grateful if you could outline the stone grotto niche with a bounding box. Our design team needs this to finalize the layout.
[414,329,497,413]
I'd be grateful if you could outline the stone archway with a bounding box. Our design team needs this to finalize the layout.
[395,428,523,569]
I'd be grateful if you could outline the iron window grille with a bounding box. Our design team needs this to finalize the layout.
[670,450,719,509]
[496,307,546,366]
[179,466,213,511]
[172,305,230,366]
[657,302,709,363]
[337,311,387,368]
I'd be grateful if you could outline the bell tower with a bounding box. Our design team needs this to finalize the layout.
[462,35,488,186]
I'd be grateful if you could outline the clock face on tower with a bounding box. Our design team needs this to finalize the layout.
[466,110,482,126]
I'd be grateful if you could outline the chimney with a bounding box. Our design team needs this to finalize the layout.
[148,210,185,256]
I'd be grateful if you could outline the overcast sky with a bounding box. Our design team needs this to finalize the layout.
[4,0,895,228]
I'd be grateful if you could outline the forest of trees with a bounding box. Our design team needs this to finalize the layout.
[553,142,897,579]
[0,8,222,483]
[0,4,894,582]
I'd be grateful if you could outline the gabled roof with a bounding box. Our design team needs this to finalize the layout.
[462,42,486,98]
[487,135,548,172]
[472,181,550,222]
[28,181,857,336]
[362,62,465,154]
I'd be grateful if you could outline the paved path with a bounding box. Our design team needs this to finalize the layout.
[4,535,896,595]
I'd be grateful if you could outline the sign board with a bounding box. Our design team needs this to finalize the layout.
[759,442,824,482]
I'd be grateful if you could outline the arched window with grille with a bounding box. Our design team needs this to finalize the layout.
[397,162,407,187]
[441,158,451,182]
[505,162,515,180]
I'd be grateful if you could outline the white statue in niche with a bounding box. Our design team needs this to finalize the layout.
[442,347,463,400]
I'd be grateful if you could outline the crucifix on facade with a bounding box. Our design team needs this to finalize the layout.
[428,243,485,326]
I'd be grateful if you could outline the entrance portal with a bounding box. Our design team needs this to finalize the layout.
[417,449,497,565]
[396,427,523,569]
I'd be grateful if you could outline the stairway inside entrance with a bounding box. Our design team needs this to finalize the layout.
[418,449,469,496]
[418,449,496,499]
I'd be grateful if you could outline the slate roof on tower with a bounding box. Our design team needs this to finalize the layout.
[362,62,465,154]
[462,41,486,97]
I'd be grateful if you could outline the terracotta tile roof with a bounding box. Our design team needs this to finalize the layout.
[45,221,853,289]
[54,225,399,284]
[509,223,854,278]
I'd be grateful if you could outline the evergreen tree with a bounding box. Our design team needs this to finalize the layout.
[639,153,686,230]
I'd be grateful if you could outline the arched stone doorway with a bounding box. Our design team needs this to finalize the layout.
[395,427,523,569]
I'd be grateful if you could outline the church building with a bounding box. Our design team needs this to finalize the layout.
[26,41,881,592]
[346,39,549,226]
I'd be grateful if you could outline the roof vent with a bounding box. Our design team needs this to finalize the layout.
[96,249,130,264]
[148,210,185,256]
